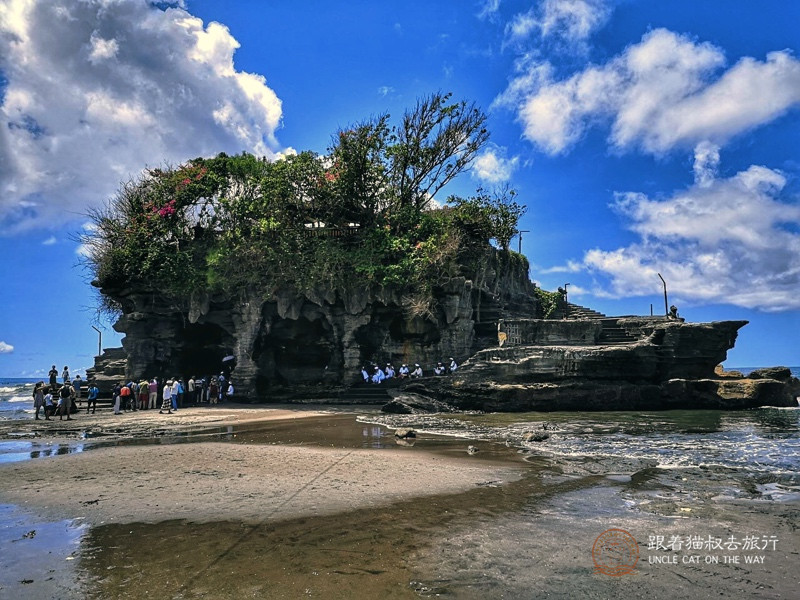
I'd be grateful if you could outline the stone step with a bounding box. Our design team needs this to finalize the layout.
[550,302,607,320]
[338,383,392,404]
[598,323,638,345]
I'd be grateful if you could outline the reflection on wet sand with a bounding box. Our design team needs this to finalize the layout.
[2,407,798,598]
[77,469,601,599]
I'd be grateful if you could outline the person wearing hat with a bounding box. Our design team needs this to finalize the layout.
[398,364,409,379]
[385,364,395,379]
[411,363,423,378]
[449,357,458,372]
[371,365,385,384]
[434,362,445,376]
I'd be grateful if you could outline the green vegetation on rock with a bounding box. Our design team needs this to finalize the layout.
[84,93,527,315]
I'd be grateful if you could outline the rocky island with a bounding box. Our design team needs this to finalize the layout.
[83,94,799,410]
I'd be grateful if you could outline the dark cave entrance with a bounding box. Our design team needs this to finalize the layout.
[176,322,231,378]
[256,316,334,386]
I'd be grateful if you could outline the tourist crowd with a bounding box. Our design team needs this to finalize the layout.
[360,357,458,384]
[109,374,234,415]
[33,365,234,420]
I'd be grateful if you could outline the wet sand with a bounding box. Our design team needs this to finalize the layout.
[1,406,798,598]
[0,441,524,526]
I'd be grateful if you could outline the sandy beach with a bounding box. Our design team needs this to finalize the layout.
[1,405,798,599]
[0,405,524,525]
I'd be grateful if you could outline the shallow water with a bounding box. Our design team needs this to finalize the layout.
[2,407,799,598]
[362,407,800,481]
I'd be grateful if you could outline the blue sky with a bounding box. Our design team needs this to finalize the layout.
[1,0,799,377]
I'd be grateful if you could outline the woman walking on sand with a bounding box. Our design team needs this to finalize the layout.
[160,380,173,414]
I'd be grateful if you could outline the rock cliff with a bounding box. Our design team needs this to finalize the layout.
[405,319,800,411]
[90,250,799,411]
[94,250,537,397]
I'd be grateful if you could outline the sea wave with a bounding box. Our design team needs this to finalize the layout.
[4,396,31,403]
[0,386,26,394]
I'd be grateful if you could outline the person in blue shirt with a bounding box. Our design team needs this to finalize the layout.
[86,381,100,414]
[73,375,82,403]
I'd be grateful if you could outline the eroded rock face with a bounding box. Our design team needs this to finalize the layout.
[459,319,748,384]
[427,377,800,412]
[94,251,537,399]
[408,319,800,411]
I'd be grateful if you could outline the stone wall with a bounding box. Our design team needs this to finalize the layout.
[459,319,747,384]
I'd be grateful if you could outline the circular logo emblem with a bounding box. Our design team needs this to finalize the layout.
[592,528,639,576]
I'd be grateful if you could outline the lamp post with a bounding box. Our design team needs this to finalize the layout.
[657,273,668,317]
[91,326,102,357]
[517,230,530,254]
[564,283,570,318]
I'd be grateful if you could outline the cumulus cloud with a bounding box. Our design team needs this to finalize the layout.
[505,0,609,45]
[0,341,13,354]
[583,156,800,311]
[471,146,520,183]
[0,0,284,234]
[495,28,800,155]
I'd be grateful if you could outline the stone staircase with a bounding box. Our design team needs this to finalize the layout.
[549,302,606,320]
[547,303,638,345]
[598,318,639,345]
[337,380,397,404]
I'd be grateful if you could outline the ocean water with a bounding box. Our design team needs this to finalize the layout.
[362,366,800,500]
[0,378,38,420]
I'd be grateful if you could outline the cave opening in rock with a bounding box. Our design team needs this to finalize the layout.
[258,317,334,385]
[176,323,232,378]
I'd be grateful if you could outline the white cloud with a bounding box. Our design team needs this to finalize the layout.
[471,146,520,183]
[88,32,119,64]
[0,0,284,234]
[377,86,395,97]
[692,141,720,189]
[505,0,609,45]
[0,341,14,354]
[495,28,800,155]
[478,0,501,21]
[583,160,800,311]
[42,235,56,245]
[538,260,583,274]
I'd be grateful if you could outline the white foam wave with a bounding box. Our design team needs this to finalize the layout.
[4,396,31,403]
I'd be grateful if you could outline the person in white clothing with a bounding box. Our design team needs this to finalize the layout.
[449,357,458,372]
[411,363,423,378]
[160,381,173,414]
